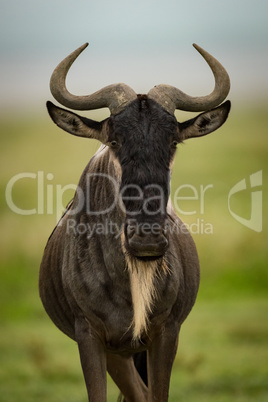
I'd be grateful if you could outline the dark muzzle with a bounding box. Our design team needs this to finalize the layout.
[125,221,168,258]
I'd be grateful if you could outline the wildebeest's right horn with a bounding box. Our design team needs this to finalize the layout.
[148,44,230,115]
[50,43,137,115]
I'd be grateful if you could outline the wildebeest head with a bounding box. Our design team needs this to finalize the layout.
[47,43,230,259]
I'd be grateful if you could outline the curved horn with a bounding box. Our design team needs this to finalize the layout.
[147,44,230,114]
[50,43,137,115]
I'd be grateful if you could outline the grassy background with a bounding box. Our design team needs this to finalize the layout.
[0,103,267,401]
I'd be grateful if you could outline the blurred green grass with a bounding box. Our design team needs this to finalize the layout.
[0,103,267,401]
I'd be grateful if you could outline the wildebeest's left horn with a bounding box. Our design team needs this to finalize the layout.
[147,44,230,114]
[50,43,137,115]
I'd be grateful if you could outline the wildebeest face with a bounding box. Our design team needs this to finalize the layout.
[108,95,178,258]
[47,98,230,258]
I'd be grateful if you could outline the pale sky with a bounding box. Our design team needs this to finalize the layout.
[1,0,267,112]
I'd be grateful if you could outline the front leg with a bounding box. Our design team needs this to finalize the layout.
[75,317,107,402]
[148,323,180,402]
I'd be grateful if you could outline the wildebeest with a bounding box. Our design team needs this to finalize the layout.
[39,43,230,401]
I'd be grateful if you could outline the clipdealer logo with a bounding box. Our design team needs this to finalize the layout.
[5,170,263,233]
[228,170,263,232]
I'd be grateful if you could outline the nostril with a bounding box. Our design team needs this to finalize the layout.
[126,225,136,239]
[158,234,168,249]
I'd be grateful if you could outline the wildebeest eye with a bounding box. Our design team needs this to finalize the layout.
[110,140,118,147]
[172,140,178,147]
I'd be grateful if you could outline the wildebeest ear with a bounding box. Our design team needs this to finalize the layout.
[46,101,108,143]
[178,101,231,140]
